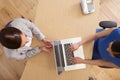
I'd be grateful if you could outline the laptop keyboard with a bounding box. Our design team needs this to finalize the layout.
[64,43,74,65]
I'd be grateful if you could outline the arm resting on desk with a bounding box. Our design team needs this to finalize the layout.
[84,59,119,68]
[72,57,119,68]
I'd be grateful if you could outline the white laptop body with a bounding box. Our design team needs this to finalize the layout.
[53,37,86,75]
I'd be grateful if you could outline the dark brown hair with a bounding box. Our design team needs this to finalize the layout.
[0,27,22,49]
[111,40,120,58]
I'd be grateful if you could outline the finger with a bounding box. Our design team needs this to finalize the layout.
[66,47,70,52]
[68,46,74,51]
[69,48,75,52]
[46,49,51,54]
[67,46,72,51]
[46,43,53,47]
[71,57,79,63]
[48,51,50,54]
[49,42,53,46]
[70,59,77,64]
[71,59,77,64]
[69,57,74,61]
[46,45,52,49]
[48,40,53,44]
[70,44,76,51]
[71,58,76,62]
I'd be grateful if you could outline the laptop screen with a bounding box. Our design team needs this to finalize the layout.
[53,40,65,75]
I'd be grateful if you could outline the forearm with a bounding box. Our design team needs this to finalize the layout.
[78,28,115,45]
[78,34,96,45]
[83,59,119,68]
[25,46,41,58]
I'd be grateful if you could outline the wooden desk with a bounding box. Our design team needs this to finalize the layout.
[20,0,100,80]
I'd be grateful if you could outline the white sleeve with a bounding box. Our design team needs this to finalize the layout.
[21,18,45,41]
[3,46,41,60]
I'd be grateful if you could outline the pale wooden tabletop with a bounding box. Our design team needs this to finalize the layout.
[20,0,100,80]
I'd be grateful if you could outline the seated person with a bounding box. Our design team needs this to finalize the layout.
[0,18,52,60]
[69,27,120,68]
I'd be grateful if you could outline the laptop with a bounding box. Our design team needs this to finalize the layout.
[53,37,86,75]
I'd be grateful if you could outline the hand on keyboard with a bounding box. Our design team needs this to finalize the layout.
[69,42,80,51]
[64,44,74,65]
[71,57,84,64]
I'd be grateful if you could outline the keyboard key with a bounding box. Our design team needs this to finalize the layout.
[64,44,74,65]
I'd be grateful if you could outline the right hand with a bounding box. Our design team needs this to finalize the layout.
[71,57,84,64]
[41,39,53,48]
[69,42,80,51]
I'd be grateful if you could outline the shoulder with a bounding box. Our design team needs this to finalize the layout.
[12,18,26,21]
[10,18,27,24]
[109,28,120,36]
[95,28,116,39]
[3,47,17,58]
[113,28,120,32]
[10,18,33,27]
[9,18,31,32]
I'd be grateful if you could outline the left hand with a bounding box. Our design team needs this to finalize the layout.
[41,46,51,53]
[42,39,53,48]
[71,57,84,64]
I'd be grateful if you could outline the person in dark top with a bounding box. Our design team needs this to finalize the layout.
[69,27,120,68]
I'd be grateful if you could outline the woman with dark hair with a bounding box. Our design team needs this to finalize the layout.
[0,18,52,60]
[0,27,22,49]
[69,27,120,68]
